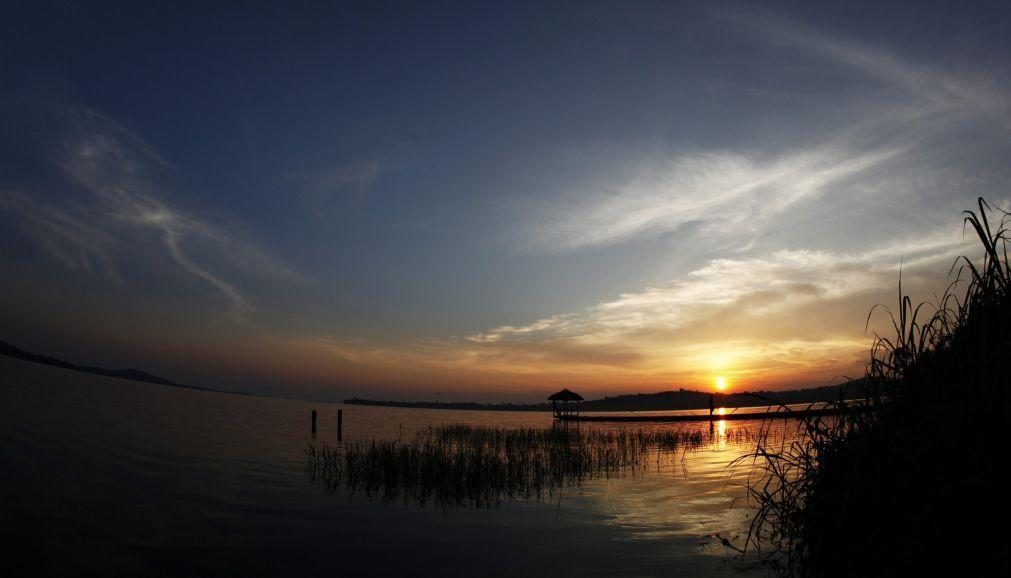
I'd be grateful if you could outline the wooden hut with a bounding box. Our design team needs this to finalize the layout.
[548,389,584,419]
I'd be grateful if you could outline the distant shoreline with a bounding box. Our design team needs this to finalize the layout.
[2,338,866,412]
[345,382,867,413]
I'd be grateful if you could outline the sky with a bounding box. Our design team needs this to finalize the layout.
[2,1,1010,401]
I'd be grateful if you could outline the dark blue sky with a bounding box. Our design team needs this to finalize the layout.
[2,1,1010,400]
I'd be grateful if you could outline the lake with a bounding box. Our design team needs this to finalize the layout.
[0,355,788,577]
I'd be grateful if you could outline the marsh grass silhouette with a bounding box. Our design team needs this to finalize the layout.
[742,198,1011,576]
[306,424,755,508]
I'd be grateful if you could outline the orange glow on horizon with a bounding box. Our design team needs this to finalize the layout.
[252,330,872,401]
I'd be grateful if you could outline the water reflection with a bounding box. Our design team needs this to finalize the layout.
[704,409,730,450]
[1,356,787,577]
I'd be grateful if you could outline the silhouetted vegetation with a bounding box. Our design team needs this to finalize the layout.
[744,199,1010,575]
[305,424,756,508]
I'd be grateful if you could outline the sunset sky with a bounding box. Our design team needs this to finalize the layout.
[2,2,1010,401]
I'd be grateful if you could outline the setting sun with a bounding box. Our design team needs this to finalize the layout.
[715,376,728,391]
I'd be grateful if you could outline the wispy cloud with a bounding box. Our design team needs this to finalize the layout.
[518,141,905,252]
[478,231,967,344]
[1,108,297,319]
[515,8,1010,256]
[0,190,118,278]
[59,118,253,315]
[724,8,1011,125]
[445,229,974,388]
[272,227,974,397]
[453,12,1010,392]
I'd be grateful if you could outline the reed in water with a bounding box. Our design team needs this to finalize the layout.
[306,424,755,508]
[742,198,1011,576]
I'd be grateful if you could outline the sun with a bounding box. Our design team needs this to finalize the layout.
[715,376,728,391]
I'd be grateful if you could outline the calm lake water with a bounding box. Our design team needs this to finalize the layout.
[0,355,789,577]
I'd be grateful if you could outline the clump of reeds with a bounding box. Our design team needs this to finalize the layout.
[742,198,1011,575]
[306,424,754,508]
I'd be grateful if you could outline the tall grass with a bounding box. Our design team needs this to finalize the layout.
[742,198,1011,575]
[306,424,754,508]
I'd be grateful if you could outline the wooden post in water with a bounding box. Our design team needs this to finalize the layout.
[337,409,343,442]
[311,410,317,434]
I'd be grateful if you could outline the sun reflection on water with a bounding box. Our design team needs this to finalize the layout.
[708,409,729,450]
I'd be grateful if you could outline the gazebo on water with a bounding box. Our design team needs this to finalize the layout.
[548,389,584,419]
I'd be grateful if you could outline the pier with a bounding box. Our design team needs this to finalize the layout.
[557,405,869,423]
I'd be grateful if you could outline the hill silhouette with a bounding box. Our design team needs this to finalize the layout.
[1,339,180,388]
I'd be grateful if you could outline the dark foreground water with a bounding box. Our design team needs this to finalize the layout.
[0,355,782,577]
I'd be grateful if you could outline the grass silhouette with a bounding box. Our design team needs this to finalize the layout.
[742,198,1011,575]
[306,424,755,508]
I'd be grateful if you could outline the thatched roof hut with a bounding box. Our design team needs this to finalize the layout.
[547,388,584,402]
[548,389,583,418]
